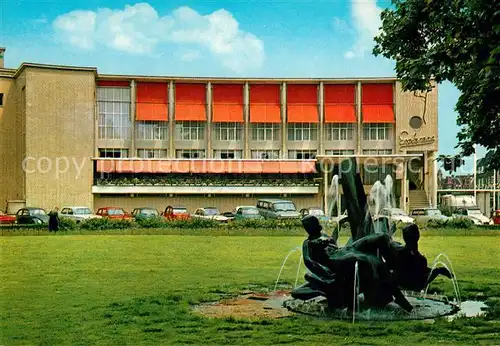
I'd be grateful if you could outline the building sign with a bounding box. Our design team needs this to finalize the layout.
[399,130,435,147]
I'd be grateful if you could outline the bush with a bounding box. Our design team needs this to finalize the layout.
[59,218,77,230]
[80,218,135,230]
[425,217,474,230]
[169,218,219,229]
[136,217,168,229]
[226,218,303,230]
[438,205,454,217]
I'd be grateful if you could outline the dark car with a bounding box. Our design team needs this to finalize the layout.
[132,207,160,220]
[16,207,49,224]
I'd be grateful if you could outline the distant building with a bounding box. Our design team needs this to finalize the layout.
[0,48,439,214]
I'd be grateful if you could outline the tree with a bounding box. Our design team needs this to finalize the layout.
[373,0,500,170]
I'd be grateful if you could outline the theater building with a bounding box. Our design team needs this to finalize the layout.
[0,48,439,214]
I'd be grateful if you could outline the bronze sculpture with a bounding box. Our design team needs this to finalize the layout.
[292,158,451,312]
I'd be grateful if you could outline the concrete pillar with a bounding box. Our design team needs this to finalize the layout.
[206,82,212,158]
[356,81,362,155]
[323,164,328,215]
[402,160,408,212]
[281,82,287,158]
[244,82,250,159]
[169,81,175,158]
[130,80,136,157]
[431,151,438,207]
[318,82,324,155]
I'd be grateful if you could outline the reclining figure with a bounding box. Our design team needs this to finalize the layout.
[292,215,413,312]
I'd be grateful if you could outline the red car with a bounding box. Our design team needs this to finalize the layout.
[96,207,133,220]
[0,211,16,224]
[162,206,190,220]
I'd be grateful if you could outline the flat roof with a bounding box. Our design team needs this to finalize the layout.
[8,61,398,82]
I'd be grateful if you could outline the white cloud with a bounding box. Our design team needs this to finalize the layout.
[344,0,382,58]
[52,3,264,72]
[179,49,202,62]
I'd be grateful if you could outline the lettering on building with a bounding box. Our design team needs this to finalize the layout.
[399,130,435,147]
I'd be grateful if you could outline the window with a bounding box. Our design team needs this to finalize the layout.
[288,150,317,159]
[213,123,242,141]
[175,121,205,140]
[97,87,131,140]
[251,123,280,141]
[325,123,355,141]
[137,149,168,158]
[0,93,3,106]
[213,150,243,159]
[362,149,393,155]
[176,149,206,159]
[288,123,318,141]
[98,148,129,158]
[362,123,392,141]
[136,121,168,140]
[325,149,355,156]
[251,150,280,159]
[363,165,393,185]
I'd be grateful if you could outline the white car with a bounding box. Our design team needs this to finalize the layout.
[453,207,493,225]
[379,208,414,224]
[193,207,230,223]
[60,206,102,223]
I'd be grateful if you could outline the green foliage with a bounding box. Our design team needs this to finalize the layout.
[426,217,474,229]
[226,218,303,230]
[374,0,500,170]
[438,204,454,217]
[57,218,76,230]
[80,218,134,230]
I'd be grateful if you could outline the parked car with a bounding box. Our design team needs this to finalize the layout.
[379,208,414,224]
[410,208,450,224]
[96,207,132,220]
[60,206,101,223]
[493,210,500,225]
[0,211,16,224]
[162,206,191,220]
[299,207,330,223]
[16,207,49,225]
[193,207,230,222]
[453,207,493,225]
[225,206,264,221]
[131,207,160,220]
[256,199,300,219]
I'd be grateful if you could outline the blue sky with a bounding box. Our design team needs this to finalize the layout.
[0,0,484,171]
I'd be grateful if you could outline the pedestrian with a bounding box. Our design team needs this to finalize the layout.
[48,207,59,232]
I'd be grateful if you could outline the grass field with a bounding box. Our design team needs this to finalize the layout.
[1,233,499,345]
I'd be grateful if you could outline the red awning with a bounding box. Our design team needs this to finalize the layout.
[136,82,168,121]
[324,84,356,123]
[362,84,393,104]
[96,160,317,174]
[97,80,129,87]
[212,84,244,123]
[324,105,356,123]
[175,83,206,121]
[249,84,281,123]
[287,85,319,123]
[361,83,394,123]
[362,105,395,123]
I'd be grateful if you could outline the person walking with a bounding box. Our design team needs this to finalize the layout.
[48,207,60,232]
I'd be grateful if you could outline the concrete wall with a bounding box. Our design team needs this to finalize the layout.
[94,194,322,214]
[24,67,95,210]
[0,73,25,210]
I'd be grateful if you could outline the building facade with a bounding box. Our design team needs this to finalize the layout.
[0,52,439,214]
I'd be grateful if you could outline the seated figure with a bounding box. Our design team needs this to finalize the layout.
[294,215,413,312]
[395,224,452,291]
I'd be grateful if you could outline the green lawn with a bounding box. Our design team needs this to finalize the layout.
[1,234,499,345]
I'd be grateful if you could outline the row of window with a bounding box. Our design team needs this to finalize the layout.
[100,121,392,142]
[99,148,393,159]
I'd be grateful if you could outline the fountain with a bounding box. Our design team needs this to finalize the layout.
[283,158,471,321]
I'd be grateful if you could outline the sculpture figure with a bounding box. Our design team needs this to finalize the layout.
[291,158,452,313]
